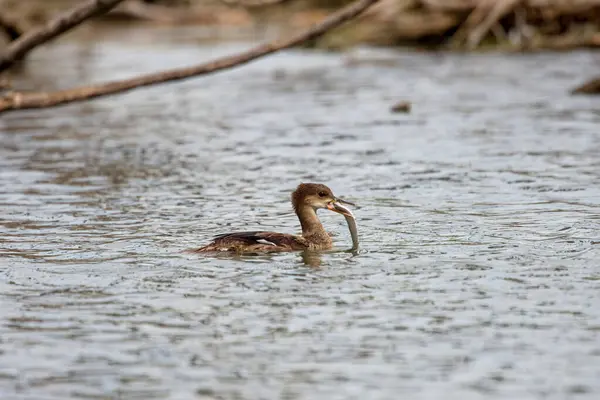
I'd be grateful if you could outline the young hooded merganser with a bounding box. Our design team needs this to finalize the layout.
[192,183,356,253]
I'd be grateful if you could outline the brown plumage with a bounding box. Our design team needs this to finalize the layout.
[191,183,355,253]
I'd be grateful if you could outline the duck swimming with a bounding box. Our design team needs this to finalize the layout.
[192,183,357,253]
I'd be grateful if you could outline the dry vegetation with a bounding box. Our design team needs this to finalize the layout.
[3,0,600,50]
[365,0,600,50]
[0,0,598,110]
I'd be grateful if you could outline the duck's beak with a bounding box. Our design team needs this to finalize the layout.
[327,198,355,218]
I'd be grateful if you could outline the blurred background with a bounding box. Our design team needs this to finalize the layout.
[1,1,599,400]
[3,0,600,50]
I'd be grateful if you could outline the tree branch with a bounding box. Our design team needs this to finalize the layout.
[0,0,380,113]
[0,0,126,72]
[466,0,520,49]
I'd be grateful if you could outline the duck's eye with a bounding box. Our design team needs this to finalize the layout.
[318,191,328,198]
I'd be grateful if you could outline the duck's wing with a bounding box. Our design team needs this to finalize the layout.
[193,231,306,253]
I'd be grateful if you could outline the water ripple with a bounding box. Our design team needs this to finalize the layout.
[0,31,599,400]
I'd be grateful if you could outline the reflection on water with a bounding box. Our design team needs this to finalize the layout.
[1,25,600,399]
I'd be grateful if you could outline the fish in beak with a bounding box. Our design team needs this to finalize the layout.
[326,198,355,218]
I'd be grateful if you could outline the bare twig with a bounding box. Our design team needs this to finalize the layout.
[0,0,126,72]
[449,0,492,47]
[451,0,520,48]
[490,21,507,43]
[466,0,520,49]
[0,0,380,113]
[511,3,534,49]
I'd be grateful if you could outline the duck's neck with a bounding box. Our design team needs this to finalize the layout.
[296,205,329,241]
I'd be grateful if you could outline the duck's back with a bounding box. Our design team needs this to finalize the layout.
[191,231,308,253]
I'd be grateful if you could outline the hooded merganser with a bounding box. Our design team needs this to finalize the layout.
[192,183,355,253]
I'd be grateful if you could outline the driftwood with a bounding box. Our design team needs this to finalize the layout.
[0,0,126,72]
[369,0,600,49]
[572,76,600,94]
[0,0,380,113]
[452,0,521,49]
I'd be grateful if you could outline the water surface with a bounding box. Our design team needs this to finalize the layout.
[1,25,599,400]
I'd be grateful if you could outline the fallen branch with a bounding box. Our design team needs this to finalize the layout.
[466,0,520,49]
[0,0,380,113]
[372,0,600,49]
[452,0,520,49]
[0,0,126,72]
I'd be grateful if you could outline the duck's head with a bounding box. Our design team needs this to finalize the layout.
[291,183,355,217]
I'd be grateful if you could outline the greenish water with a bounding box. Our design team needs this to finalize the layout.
[1,26,599,400]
